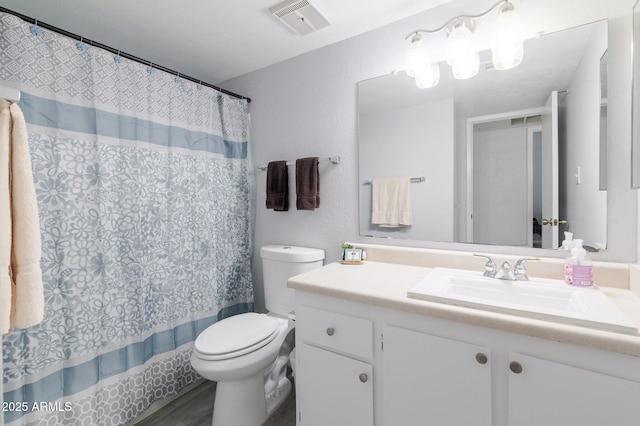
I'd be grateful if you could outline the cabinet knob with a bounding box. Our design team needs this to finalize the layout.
[359,373,368,383]
[326,327,335,336]
[509,361,523,374]
[475,352,488,365]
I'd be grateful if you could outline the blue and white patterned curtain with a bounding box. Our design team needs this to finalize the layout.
[1,12,254,425]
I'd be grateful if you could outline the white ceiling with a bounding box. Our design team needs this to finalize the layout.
[0,0,452,84]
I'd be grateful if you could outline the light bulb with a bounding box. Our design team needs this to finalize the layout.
[491,2,524,70]
[406,34,426,77]
[415,62,440,89]
[447,20,479,79]
[406,33,440,88]
[450,51,479,79]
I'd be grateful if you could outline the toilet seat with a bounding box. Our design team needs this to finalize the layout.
[194,313,282,361]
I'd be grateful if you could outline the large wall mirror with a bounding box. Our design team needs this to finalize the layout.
[358,20,608,251]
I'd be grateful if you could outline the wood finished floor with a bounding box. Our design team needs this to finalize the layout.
[133,380,296,426]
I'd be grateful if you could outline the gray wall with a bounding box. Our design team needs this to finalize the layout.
[562,22,608,247]
[359,98,455,241]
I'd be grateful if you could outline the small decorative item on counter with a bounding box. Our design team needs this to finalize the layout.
[341,242,364,265]
[564,239,593,287]
[341,242,352,260]
[341,243,350,253]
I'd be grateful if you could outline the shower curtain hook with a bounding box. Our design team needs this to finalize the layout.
[197,80,203,90]
[114,50,123,64]
[30,19,43,36]
[147,61,154,75]
[175,73,182,84]
[76,36,87,52]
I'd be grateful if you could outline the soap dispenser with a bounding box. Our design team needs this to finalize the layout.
[561,231,574,250]
[564,239,593,287]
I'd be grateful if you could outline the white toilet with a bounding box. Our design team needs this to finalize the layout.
[190,245,324,426]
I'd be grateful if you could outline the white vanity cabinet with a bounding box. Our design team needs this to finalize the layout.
[294,290,640,426]
[382,325,640,426]
[507,353,640,426]
[383,325,492,425]
[295,306,374,426]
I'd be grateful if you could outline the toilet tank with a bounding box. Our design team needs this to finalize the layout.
[261,245,324,316]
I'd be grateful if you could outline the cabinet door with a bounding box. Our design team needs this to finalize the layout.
[383,325,492,426]
[297,343,373,426]
[508,353,640,426]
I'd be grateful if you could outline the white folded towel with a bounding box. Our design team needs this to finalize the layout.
[371,177,412,227]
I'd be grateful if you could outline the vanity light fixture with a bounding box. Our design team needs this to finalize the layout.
[405,0,524,88]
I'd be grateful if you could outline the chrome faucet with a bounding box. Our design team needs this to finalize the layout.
[474,254,540,281]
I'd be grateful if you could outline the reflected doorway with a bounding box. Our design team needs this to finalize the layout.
[467,93,561,249]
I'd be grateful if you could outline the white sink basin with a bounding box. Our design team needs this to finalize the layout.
[408,267,638,335]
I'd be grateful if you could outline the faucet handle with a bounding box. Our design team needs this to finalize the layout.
[473,253,496,277]
[514,257,540,281]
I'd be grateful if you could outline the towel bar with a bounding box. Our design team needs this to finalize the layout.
[257,156,340,171]
[362,177,426,185]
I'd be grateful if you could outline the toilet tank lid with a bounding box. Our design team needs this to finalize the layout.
[261,245,325,262]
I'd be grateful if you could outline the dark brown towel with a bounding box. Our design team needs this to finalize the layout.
[266,161,289,211]
[296,157,320,210]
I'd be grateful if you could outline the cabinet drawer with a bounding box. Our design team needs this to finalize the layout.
[297,306,373,360]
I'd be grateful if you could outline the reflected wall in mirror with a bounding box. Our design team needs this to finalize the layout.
[633,0,640,188]
[600,50,608,192]
[358,20,608,251]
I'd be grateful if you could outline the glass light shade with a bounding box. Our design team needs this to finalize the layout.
[406,34,427,77]
[447,22,479,79]
[446,22,474,65]
[415,62,440,88]
[491,5,524,70]
[450,50,479,79]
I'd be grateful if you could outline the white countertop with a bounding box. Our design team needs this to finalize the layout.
[288,261,640,357]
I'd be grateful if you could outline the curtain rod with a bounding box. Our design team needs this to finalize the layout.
[0,6,251,103]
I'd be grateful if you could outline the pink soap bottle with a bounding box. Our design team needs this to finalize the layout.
[564,239,593,287]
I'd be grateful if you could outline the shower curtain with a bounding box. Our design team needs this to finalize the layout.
[1,12,254,425]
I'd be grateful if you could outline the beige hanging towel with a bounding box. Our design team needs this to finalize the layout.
[0,99,44,335]
[371,177,413,227]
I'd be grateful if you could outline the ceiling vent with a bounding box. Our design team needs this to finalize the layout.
[269,0,331,36]
[510,115,542,127]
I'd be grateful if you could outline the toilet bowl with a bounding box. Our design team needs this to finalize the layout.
[191,313,292,426]
[190,245,324,426]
